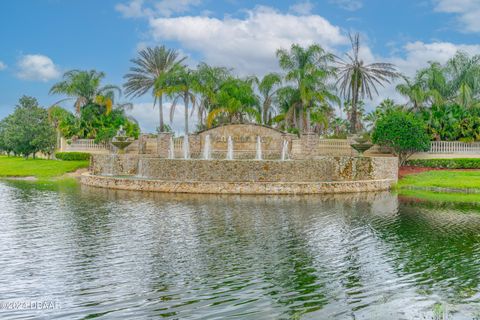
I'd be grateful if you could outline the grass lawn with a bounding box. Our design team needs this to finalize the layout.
[398,170,480,190]
[0,156,89,179]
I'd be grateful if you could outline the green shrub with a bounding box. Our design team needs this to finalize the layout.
[372,110,430,166]
[406,158,480,169]
[55,152,91,161]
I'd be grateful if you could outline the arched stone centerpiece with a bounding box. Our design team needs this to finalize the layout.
[81,124,398,195]
[196,123,293,159]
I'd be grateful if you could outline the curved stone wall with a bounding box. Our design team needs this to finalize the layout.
[82,155,398,195]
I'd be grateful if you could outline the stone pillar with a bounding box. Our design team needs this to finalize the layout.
[138,134,147,154]
[188,134,201,158]
[300,133,318,159]
[157,132,173,158]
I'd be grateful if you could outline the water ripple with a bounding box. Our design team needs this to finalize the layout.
[0,182,480,319]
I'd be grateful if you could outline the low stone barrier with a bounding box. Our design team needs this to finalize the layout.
[81,155,398,195]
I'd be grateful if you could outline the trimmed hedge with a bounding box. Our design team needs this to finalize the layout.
[55,152,91,161]
[406,158,480,169]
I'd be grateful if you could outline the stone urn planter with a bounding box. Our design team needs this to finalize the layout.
[111,126,134,154]
[349,134,373,156]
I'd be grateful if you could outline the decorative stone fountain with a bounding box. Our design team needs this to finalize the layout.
[349,134,373,156]
[111,126,134,154]
[83,124,398,195]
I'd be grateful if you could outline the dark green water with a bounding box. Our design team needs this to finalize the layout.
[1,180,480,319]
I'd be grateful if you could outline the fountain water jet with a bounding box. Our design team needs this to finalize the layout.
[136,158,144,178]
[203,134,211,160]
[256,136,262,160]
[168,136,175,159]
[281,139,289,161]
[226,136,234,160]
[183,135,190,159]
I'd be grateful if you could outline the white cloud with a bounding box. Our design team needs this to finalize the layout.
[115,0,146,18]
[16,54,61,82]
[434,0,480,32]
[329,0,363,11]
[390,41,480,77]
[127,101,198,134]
[0,61,6,70]
[154,0,202,17]
[147,6,347,75]
[289,1,314,15]
[116,0,202,18]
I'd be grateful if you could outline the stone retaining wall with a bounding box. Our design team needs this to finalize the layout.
[81,174,395,195]
[84,155,398,194]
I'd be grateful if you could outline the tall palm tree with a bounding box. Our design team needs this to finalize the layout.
[254,73,282,125]
[156,65,196,135]
[50,70,121,114]
[123,46,186,132]
[276,43,337,133]
[336,33,399,133]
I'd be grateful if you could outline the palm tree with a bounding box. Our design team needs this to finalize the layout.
[156,65,196,135]
[396,76,436,111]
[276,43,337,133]
[446,51,480,103]
[123,46,186,132]
[416,62,449,104]
[254,73,282,125]
[50,70,121,113]
[271,86,302,131]
[336,33,399,133]
[206,77,259,128]
[192,63,231,129]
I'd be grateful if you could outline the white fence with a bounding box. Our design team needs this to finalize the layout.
[61,138,111,152]
[429,141,480,154]
[60,137,480,156]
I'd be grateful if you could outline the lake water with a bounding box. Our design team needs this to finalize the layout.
[1,180,480,319]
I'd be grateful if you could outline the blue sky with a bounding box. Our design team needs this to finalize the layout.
[1,0,480,132]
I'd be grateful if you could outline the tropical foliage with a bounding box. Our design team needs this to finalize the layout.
[49,70,140,143]
[50,70,128,114]
[396,51,480,142]
[7,36,480,152]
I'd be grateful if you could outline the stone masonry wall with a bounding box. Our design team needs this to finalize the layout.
[90,155,398,183]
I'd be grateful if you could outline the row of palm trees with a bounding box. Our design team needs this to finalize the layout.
[122,33,400,135]
[47,37,480,142]
[396,51,480,110]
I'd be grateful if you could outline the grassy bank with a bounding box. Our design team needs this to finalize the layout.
[0,156,89,179]
[398,170,480,190]
[398,169,480,203]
